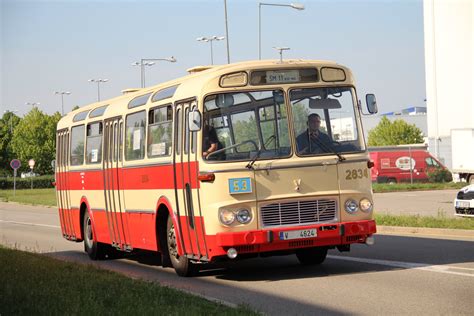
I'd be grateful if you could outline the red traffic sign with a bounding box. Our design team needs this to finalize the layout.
[10,159,21,170]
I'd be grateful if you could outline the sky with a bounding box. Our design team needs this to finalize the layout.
[0,0,426,116]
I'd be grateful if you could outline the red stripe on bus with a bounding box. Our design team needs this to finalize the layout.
[55,162,200,191]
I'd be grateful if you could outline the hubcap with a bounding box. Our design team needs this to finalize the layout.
[167,223,178,259]
[85,217,93,248]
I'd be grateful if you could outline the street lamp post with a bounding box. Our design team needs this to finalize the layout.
[224,0,231,63]
[132,57,176,88]
[197,36,225,65]
[88,79,109,102]
[54,91,71,115]
[25,102,40,110]
[258,2,304,60]
[3,110,18,133]
[273,46,290,63]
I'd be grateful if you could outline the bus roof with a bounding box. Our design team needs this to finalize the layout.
[58,59,353,130]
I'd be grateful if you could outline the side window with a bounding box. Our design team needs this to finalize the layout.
[70,125,85,165]
[148,105,173,157]
[125,111,146,160]
[176,108,182,155]
[86,122,103,164]
[184,107,189,154]
[119,122,123,161]
[191,103,197,154]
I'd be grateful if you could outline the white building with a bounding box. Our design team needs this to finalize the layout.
[423,0,474,168]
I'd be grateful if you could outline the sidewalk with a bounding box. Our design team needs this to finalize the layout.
[377,225,474,240]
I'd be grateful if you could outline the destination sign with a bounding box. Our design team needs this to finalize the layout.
[250,68,318,85]
[265,70,301,83]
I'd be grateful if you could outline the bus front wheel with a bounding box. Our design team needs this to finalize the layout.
[166,217,197,277]
[83,211,107,260]
[296,247,328,265]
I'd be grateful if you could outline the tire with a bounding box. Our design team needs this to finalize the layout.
[296,247,328,265]
[469,175,474,185]
[166,217,197,277]
[83,211,107,260]
[388,178,397,184]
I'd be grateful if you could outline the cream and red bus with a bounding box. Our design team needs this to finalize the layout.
[55,60,378,276]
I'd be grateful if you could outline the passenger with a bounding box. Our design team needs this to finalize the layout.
[296,113,332,154]
[203,124,225,160]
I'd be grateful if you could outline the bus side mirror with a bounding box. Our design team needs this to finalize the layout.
[188,109,201,132]
[366,94,378,114]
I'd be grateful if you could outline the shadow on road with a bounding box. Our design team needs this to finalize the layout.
[47,234,473,283]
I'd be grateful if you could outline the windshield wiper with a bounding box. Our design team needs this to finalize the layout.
[311,136,346,162]
[246,135,276,170]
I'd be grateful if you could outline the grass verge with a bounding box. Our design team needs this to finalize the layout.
[375,213,474,230]
[372,182,466,193]
[0,188,56,206]
[0,246,257,315]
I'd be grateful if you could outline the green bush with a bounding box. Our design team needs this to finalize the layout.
[427,169,453,183]
[0,175,55,190]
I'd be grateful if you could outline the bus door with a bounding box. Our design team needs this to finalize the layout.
[103,118,131,251]
[174,100,208,261]
[57,129,77,240]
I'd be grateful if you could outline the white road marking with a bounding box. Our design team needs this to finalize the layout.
[0,220,60,229]
[329,255,474,277]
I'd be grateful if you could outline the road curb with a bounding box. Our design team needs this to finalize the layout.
[377,225,474,239]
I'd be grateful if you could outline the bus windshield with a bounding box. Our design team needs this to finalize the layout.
[203,89,291,162]
[290,87,364,156]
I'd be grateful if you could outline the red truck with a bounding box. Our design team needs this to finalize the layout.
[369,147,448,183]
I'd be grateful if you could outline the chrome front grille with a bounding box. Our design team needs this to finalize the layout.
[260,199,337,227]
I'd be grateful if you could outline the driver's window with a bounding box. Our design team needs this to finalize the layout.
[210,116,231,149]
[425,157,433,167]
[290,87,363,156]
[426,157,440,168]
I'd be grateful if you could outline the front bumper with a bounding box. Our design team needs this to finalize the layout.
[210,220,376,258]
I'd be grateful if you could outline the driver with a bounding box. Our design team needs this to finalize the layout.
[296,113,333,154]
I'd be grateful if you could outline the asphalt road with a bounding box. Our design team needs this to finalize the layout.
[374,189,459,218]
[1,201,473,315]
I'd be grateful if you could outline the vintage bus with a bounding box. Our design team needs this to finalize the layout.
[55,60,378,276]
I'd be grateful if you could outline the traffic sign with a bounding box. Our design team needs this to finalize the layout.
[10,159,21,170]
[28,159,35,169]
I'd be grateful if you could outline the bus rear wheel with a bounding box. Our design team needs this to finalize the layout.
[83,211,107,260]
[166,217,197,277]
[296,247,328,265]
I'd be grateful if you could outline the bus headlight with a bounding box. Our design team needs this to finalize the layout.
[219,209,235,226]
[360,198,373,212]
[345,199,359,214]
[236,209,252,224]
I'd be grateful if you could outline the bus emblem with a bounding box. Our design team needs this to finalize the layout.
[293,179,301,192]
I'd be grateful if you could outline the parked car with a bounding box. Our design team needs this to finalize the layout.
[369,148,449,183]
[454,184,474,217]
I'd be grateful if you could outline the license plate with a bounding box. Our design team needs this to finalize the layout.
[279,229,317,240]
[456,201,471,208]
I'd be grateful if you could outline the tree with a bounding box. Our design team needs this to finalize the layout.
[368,116,424,146]
[0,111,21,176]
[10,108,61,175]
